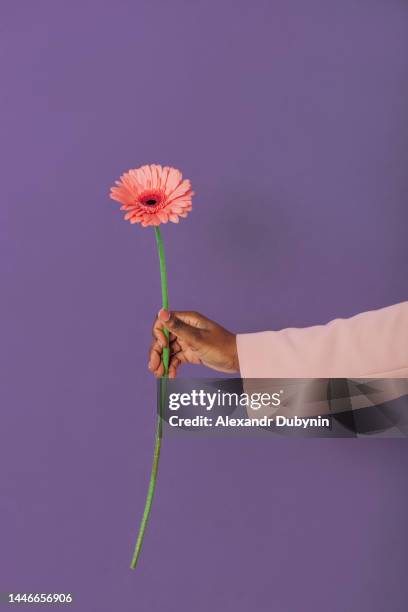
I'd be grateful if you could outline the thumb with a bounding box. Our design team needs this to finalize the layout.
[158,309,201,347]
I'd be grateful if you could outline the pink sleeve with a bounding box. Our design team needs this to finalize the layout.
[236,302,408,378]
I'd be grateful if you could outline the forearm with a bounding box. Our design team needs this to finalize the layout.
[237,302,408,378]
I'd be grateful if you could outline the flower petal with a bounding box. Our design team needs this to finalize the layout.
[157,210,169,223]
[164,167,182,196]
[166,179,191,203]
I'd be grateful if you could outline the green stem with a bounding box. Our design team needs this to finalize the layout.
[130,226,169,569]
[154,227,170,372]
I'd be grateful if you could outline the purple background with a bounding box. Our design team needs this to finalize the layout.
[1,1,408,610]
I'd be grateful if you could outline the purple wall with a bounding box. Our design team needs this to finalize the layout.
[1,1,408,610]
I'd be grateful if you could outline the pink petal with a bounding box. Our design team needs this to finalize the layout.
[160,166,171,192]
[157,210,169,223]
[164,167,182,196]
[166,179,191,202]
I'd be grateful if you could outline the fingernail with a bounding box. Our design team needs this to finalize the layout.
[148,362,153,370]
[158,308,170,322]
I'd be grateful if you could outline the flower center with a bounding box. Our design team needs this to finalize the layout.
[139,190,164,210]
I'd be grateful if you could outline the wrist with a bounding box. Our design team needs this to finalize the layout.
[230,334,240,373]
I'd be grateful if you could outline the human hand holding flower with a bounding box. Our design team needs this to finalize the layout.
[149,309,239,377]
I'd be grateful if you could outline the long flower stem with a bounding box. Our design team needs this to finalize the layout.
[130,226,169,569]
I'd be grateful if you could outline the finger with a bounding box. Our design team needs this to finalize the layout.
[171,310,211,330]
[153,311,209,345]
[148,340,162,372]
[168,356,181,379]
[152,320,168,348]
[153,360,165,378]
[158,309,202,347]
[170,339,182,354]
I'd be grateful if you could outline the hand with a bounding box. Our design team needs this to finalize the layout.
[148,309,239,378]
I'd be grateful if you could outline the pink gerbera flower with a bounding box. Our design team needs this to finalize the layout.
[110,164,194,227]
